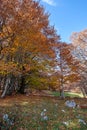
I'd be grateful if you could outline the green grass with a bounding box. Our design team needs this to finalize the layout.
[0,95,87,130]
[52,91,83,98]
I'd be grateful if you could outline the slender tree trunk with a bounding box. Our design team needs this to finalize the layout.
[60,84,65,99]
[80,86,87,98]
[59,47,65,99]
[59,69,65,99]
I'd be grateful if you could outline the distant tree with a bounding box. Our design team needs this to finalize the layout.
[55,43,79,98]
[71,29,87,97]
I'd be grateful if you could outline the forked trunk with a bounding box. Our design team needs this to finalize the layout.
[1,77,11,98]
[0,74,19,98]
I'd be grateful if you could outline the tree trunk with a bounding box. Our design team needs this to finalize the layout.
[59,48,65,99]
[0,74,17,98]
[60,76,65,99]
[80,86,87,98]
[0,72,26,97]
[60,87,65,99]
[18,75,25,94]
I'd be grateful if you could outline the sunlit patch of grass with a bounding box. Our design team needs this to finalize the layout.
[65,92,83,97]
[52,91,83,97]
[0,96,87,129]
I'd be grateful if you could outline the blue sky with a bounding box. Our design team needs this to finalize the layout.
[35,0,87,43]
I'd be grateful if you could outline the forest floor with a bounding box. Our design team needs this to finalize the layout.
[0,93,87,130]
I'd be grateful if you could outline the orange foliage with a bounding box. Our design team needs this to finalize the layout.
[0,0,60,75]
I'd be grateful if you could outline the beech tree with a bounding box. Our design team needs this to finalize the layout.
[71,29,87,97]
[55,42,79,98]
[0,0,60,97]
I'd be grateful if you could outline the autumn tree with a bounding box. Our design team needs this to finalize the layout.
[0,0,60,97]
[71,29,87,97]
[55,42,79,98]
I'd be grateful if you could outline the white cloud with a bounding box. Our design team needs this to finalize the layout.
[42,0,56,6]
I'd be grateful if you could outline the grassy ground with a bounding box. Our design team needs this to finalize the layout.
[0,94,87,130]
